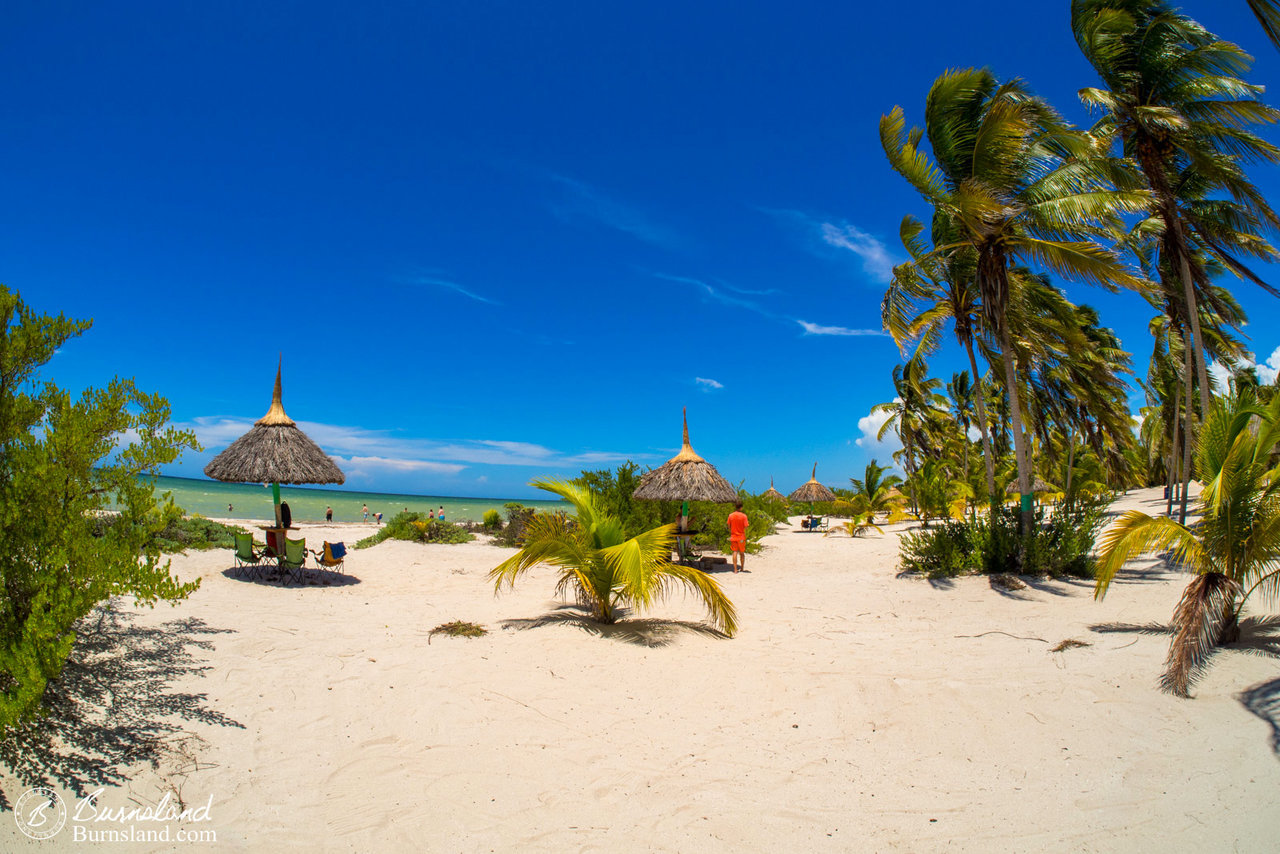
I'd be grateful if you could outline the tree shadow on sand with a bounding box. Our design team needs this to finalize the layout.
[219,566,361,587]
[1239,675,1280,757]
[0,602,243,810]
[1090,615,1280,715]
[501,606,728,647]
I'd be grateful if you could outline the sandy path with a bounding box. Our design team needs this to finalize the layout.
[3,487,1277,852]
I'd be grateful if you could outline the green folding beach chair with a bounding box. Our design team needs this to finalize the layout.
[232,532,263,579]
[280,537,308,585]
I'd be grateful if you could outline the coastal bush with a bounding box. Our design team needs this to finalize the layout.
[353,512,474,548]
[150,515,247,553]
[489,503,539,547]
[899,497,1107,579]
[482,509,501,529]
[0,287,200,730]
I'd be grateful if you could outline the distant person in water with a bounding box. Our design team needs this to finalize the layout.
[375,512,383,525]
[362,504,369,522]
[727,501,749,573]
[438,506,446,522]
[429,508,435,520]
[325,506,333,522]
[228,504,233,514]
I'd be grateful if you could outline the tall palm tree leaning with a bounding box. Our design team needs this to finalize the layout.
[1095,392,1280,696]
[884,216,998,506]
[1073,0,1280,422]
[489,479,738,636]
[881,68,1146,536]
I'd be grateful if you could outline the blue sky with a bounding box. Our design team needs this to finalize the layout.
[7,1,1280,499]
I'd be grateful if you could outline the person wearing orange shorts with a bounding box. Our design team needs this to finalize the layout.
[727,500,749,572]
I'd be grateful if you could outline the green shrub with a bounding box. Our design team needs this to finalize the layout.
[899,497,1108,579]
[489,503,539,547]
[482,509,502,529]
[150,515,247,553]
[353,512,475,548]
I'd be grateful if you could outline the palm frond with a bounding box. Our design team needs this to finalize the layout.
[1095,511,1203,599]
[1161,572,1241,697]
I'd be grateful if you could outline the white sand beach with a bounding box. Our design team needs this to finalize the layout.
[4,486,1278,852]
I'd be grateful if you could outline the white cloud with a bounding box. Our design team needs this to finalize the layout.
[181,416,650,473]
[337,456,466,475]
[413,276,496,304]
[1258,346,1280,385]
[1209,346,1280,390]
[821,222,898,281]
[1208,360,1231,392]
[695,377,724,390]
[797,320,886,337]
[855,400,903,461]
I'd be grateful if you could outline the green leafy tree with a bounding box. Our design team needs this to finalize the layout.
[1095,391,1280,695]
[0,287,200,729]
[490,479,738,635]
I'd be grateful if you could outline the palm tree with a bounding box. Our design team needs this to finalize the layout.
[882,67,1146,534]
[848,459,904,517]
[884,217,998,503]
[1248,0,1280,48]
[1095,391,1280,695]
[872,355,947,513]
[490,479,738,635]
[1073,0,1280,421]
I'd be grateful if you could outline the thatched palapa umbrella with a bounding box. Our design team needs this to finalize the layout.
[1005,476,1055,495]
[633,409,737,527]
[789,463,836,517]
[204,361,345,526]
[760,477,787,504]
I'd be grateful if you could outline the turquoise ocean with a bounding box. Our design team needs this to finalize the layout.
[146,475,568,524]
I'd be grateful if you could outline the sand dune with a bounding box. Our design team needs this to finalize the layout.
[3,487,1277,852]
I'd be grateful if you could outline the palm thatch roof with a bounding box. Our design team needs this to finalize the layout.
[204,363,345,485]
[632,409,737,503]
[760,476,787,503]
[789,463,836,503]
[1005,476,1056,494]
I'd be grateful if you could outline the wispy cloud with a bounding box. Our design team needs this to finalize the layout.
[797,320,887,337]
[412,276,497,304]
[550,175,679,248]
[821,223,898,281]
[181,417,650,474]
[654,273,773,317]
[695,377,724,391]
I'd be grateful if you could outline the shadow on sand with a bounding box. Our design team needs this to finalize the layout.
[219,566,361,587]
[501,606,728,647]
[0,603,243,810]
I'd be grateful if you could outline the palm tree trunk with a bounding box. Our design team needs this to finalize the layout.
[1173,221,1213,415]
[1065,431,1076,501]
[964,338,999,511]
[1167,378,1181,518]
[998,322,1033,536]
[1180,330,1195,526]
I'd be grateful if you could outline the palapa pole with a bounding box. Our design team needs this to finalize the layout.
[258,357,294,527]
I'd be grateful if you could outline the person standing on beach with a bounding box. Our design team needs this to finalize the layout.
[325,506,333,522]
[438,505,446,522]
[727,501,749,573]
[362,504,369,522]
